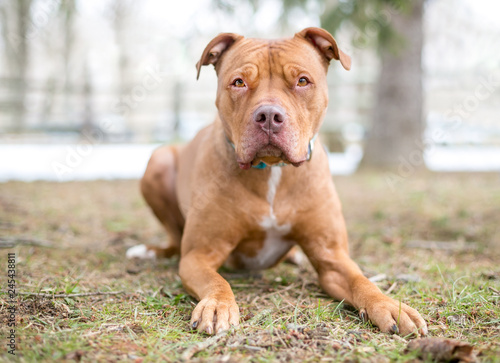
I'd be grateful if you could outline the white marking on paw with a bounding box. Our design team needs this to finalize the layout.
[126,244,156,259]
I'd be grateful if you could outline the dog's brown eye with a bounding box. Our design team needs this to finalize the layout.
[297,77,309,87]
[233,79,245,87]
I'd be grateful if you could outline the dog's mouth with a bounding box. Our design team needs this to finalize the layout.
[237,143,307,170]
[255,144,283,158]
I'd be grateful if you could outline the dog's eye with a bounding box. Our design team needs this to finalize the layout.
[233,79,246,87]
[297,77,309,87]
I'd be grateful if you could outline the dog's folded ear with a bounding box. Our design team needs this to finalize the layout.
[196,33,243,80]
[296,27,351,71]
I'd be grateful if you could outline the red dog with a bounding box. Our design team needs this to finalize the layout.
[127,27,427,337]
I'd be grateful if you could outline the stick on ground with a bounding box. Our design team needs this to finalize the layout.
[17,291,124,298]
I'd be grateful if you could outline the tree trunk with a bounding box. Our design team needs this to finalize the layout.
[61,0,76,125]
[81,61,94,135]
[110,0,135,134]
[4,0,32,132]
[361,0,424,169]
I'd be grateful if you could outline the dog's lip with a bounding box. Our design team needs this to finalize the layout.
[255,144,283,158]
[238,162,252,170]
[236,143,308,169]
[289,159,306,167]
[236,143,282,165]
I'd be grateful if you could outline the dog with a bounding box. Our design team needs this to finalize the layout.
[127,27,427,337]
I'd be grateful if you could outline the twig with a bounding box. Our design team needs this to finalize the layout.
[386,282,398,294]
[405,240,477,251]
[275,329,289,348]
[369,274,388,283]
[17,291,124,298]
[489,286,500,296]
[0,221,17,230]
[181,333,227,361]
[243,345,264,351]
[0,236,56,249]
[260,283,300,299]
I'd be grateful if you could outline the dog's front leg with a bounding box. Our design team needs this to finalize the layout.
[313,247,427,336]
[297,209,427,336]
[179,226,240,335]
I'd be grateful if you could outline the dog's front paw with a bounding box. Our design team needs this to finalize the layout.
[362,296,427,337]
[190,295,240,335]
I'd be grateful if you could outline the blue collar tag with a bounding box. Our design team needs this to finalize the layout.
[252,161,288,169]
[252,162,268,169]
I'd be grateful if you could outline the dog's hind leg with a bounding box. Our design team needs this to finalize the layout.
[127,145,185,259]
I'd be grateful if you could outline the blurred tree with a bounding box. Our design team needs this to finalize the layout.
[0,0,33,131]
[81,60,94,135]
[324,0,425,169]
[108,0,136,107]
[59,0,77,127]
[215,0,425,169]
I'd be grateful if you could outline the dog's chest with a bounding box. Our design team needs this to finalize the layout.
[232,168,294,270]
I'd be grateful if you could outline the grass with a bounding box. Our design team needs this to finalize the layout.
[0,172,499,362]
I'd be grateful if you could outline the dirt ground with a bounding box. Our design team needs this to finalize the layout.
[0,171,499,362]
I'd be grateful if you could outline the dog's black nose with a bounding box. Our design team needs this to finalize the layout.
[253,105,286,133]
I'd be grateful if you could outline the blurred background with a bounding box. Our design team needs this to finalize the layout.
[0,0,499,181]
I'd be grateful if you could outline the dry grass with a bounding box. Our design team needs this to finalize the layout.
[0,172,499,362]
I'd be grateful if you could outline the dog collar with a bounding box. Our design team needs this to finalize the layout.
[226,133,318,169]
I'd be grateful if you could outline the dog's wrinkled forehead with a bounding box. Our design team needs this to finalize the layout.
[196,28,351,81]
[216,38,325,80]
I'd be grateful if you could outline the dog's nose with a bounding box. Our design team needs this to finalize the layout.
[253,105,286,133]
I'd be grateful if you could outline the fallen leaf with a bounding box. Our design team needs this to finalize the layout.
[242,312,254,321]
[406,337,475,362]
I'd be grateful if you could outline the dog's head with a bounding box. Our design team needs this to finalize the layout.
[196,27,350,170]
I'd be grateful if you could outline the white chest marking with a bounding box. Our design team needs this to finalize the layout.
[266,167,282,213]
[241,168,292,269]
